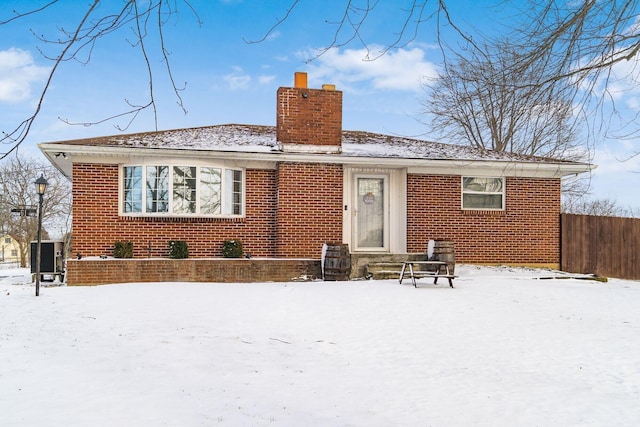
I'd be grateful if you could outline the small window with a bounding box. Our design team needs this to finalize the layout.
[4,237,11,244]
[462,177,504,210]
[224,169,243,215]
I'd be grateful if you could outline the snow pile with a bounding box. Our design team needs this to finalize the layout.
[1,265,639,426]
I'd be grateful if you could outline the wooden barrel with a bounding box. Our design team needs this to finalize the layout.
[323,243,351,281]
[432,240,455,275]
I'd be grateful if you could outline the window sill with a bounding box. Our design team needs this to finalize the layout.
[119,215,245,223]
[461,209,506,216]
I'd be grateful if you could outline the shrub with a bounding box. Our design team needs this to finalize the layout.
[113,241,133,258]
[169,240,189,259]
[222,239,243,258]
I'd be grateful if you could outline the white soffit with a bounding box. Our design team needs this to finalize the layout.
[40,143,593,180]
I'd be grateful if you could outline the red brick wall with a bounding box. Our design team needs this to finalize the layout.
[407,174,561,264]
[275,162,344,257]
[72,164,560,266]
[276,87,342,147]
[71,164,278,258]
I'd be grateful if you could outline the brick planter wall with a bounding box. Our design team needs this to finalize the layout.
[66,258,322,286]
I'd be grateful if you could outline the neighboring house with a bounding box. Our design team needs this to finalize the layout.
[0,234,21,265]
[40,72,592,284]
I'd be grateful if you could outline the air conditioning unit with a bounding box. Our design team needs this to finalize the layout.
[30,240,65,281]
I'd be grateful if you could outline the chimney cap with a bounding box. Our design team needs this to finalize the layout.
[294,72,308,88]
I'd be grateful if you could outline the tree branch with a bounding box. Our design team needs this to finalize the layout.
[1,0,101,159]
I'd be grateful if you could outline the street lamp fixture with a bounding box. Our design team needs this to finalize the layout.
[36,175,48,196]
[34,175,48,297]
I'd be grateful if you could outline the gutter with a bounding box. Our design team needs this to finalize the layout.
[39,143,595,180]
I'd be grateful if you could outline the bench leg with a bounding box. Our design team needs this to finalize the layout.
[409,264,417,287]
[399,263,407,284]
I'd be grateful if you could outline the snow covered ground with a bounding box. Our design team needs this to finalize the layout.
[1,265,639,426]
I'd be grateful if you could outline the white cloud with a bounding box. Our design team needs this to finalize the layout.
[219,68,276,90]
[0,48,50,103]
[222,66,251,90]
[596,57,640,102]
[589,140,640,209]
[304,45,439,93]
[258,75,276,85]
[593,138,640,175]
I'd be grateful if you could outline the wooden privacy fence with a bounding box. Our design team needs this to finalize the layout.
[561,214,640,281]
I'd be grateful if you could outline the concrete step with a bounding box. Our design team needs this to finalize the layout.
[365,262,404,280]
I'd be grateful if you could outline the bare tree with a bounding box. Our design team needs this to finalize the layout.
[245,0,449,61]
[562,195,638,218]
[0,0,200,159]
[514,0,640,87]
[0,156,71,267]
[4,0,640,162]
[1,1,460,159]
[424,39,582,160]
[510,0,640,160]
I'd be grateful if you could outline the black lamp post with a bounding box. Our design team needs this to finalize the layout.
[35,175,48,297]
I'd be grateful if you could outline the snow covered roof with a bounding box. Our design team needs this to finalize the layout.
[43,123,568,162]
[40,124,593,178]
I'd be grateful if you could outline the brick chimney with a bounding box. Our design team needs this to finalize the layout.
[276,72,343,153]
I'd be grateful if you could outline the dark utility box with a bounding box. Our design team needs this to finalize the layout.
[30,241,65,276]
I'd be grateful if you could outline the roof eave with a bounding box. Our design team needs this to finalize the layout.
[39,143,594,180]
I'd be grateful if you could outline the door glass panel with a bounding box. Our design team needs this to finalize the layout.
[357,177,384,248]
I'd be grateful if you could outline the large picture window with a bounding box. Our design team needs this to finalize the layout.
[122,165,243,217]
[462,177,504,210]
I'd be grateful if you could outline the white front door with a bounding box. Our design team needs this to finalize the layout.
[353,174,389,251]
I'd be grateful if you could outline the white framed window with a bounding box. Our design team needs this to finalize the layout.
[462,177,505,210]
[122,164,244,217]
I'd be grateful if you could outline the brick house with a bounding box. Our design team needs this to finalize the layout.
[40,72,592,285]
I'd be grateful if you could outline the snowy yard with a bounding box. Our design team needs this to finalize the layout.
[1,265,639,426]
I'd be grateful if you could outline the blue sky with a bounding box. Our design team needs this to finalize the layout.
[1,0,638,211]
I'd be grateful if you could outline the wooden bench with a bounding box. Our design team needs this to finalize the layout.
[399,261,455,288]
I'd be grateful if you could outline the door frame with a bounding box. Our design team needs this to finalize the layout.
[342,167,407,253]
